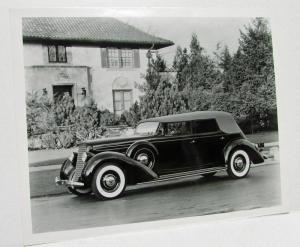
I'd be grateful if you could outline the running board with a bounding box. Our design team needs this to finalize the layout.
[138,167,226,185]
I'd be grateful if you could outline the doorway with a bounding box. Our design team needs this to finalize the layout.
[53,85,73,102]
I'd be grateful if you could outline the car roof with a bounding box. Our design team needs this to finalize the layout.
[140,111,231,123]
[140,111,243,134]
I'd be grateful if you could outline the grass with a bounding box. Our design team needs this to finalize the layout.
[246,131,278,144]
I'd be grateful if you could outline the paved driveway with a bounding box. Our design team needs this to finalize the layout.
[31,163,281,233]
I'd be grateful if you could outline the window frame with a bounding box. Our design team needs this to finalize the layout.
[107,48,134,68]
[112,89,133,115]
[48,45,67,63]
[120,48,134,68]
[164,121,192,137]
[107,48,120,68]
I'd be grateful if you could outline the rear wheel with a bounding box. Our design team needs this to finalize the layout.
[227,149,250,179]
[92,163,126,200]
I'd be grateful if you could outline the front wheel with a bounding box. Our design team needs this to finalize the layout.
[227,149,251,179]
[92,163,126,200]
[68,171,92,196]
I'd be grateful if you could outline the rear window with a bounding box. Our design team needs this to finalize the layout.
[191,119,219,134]
[165,122,191,136]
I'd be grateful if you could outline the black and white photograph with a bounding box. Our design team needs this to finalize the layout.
[20,14,281,238]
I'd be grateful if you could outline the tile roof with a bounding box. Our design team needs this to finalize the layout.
[22,17,174,49]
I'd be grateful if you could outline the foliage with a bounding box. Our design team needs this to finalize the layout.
[26,93,118,149]
[53,94,75,126]
[40,132,58,149]
[99,109,119,126]
[137,18,277,133]
[121,101,142,126]
[26,92,57,137]
[138,54,188,119]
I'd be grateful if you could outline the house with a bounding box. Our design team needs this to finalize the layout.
[22,17,174,115]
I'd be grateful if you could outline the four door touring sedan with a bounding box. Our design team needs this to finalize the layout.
[55,111,264,200]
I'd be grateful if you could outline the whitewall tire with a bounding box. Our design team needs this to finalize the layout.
[227,149,251,179]
[92,163,126,200]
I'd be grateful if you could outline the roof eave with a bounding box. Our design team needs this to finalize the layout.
[23,36,174,49]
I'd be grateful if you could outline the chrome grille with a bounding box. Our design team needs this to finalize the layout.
[73,144,86,182]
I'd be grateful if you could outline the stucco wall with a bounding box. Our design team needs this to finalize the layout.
[23,43,148,112]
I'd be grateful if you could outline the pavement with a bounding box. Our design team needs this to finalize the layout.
[30,163,281,234]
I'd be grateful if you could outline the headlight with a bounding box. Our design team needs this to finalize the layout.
[68,153,74,162]
[82,152,88,162]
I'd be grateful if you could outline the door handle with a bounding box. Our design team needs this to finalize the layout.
[190,140,196,144]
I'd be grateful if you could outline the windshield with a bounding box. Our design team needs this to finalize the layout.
[135,122,160,136]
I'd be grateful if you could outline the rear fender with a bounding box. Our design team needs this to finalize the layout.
[82,151,158,185]
[224,138,264,164]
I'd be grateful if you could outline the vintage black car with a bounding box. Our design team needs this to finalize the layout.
[56,111,264,200]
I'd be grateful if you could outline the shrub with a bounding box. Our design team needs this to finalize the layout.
[53,94,75,126]
[121,101,141,127]
[41,132,58,149]
[56,131,76,148]
[26,92,57,137]
[99,109,120,126]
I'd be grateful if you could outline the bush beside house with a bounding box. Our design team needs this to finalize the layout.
[26,93,133,150]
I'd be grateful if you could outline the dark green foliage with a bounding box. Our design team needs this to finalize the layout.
[121,101,142,126]
[40,132,58,149]
[138,18,277,133]
[99,109,119,126]
[138,54,188,119]
[53,94,76,126]
[26,93,116,149]
[56,131,76,149]
[26,92,57,137]
[69,99,100,138]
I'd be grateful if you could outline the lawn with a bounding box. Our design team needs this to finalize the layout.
[246,131,278,144]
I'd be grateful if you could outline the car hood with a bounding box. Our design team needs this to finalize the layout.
[82,135,151,146]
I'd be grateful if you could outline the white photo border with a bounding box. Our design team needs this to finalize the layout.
[9,7,288,246]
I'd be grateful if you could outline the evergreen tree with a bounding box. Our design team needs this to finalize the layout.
[139,55,188,118]
[237,18,276,131]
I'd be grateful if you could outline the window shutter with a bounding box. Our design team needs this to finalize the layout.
[133,49,140,68]
[118,49,122,68]
[101,48,109,68]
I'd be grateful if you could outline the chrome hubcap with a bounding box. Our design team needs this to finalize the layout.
[137,153,149,166]
[234,156,246,171]
[102,174,117,189]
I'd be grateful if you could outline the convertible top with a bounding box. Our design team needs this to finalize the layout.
[140,111,243,134]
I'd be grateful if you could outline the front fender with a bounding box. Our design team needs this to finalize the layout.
[224,138,264,164]
[81,151,158,185]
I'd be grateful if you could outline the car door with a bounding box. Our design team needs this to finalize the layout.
[191,119,225,168]
[153,121,196,175]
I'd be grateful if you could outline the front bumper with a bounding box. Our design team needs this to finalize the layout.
[55,177,84,187]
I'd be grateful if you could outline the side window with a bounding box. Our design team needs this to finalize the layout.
[48,45,67,63]
[192,119,219,134]
[165,122,191,136]
[103,48,138,68]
